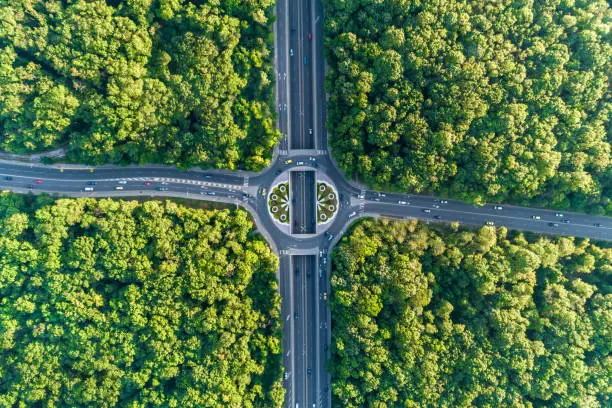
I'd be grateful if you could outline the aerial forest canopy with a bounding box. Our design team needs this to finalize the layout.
[330,219,611,407]
[324,0,612,214]
[0,193,284,407]
[0,0,279,170]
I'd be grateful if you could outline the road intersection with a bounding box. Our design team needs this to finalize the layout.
[0,0,611,407]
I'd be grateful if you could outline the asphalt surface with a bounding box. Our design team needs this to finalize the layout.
[291,170,316,234]
[0,0,611,406]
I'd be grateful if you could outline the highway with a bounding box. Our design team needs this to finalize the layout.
[0,0,611,406]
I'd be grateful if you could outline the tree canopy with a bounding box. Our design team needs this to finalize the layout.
[0,0,279,170]
[324,0,612,214]
[0,193,284,407]
[330,218,611,407]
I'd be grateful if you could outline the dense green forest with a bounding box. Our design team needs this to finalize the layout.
[0,0,279,170]
[330,219,611,407]
[0,193,284,407]
[325,0,612,214]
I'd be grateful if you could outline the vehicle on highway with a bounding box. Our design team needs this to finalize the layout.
[440,200,448,204]
[563,219,570,224]
[144,181,152,186]
[423,209,431,213]
[206,191,216,196]
[290,48,293,56]
[84,187,94,192]
[292,198,296,204]
[532,215,541,220]
[549,223,559,227]
[296,161,304,165]
[284,159,293,165]
[307,368,311,376]
[310,162,318,167]
[594,223,602,227]
[308,32,312,40]
[284,371,289,380]
[348,211,356,218]
[303,56,307,64]
[27,184,35,189]
[358,194,365,199]
[309,156,316,161]
[118,180,127,184]
[34,179,43,184]
[4,176,12,180]
[294,312,299,319]
[261,188,266,197]
[156,187,168,191]
[295,267,299,276]
[433,215,441,219]
[115,186,123,190]
[308,128,312,135]
[494,206,503,210]
[398,200,407,205]
[486,221,495,226]
[555,213,563,217]
[327,233,333,241]
[87,181,96,185]
[203,175,212,179]
[378,193,386,197]
[274,169,282,175]
[433,204,440,208]
[161,182,168,185]
[322,292,327,301]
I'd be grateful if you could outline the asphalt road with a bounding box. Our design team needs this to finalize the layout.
[0,0,611,406]
[291,170,316,234]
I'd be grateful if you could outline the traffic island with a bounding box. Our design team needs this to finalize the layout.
[269,182,289,224]
[317,182,338,224]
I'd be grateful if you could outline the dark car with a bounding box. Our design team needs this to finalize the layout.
[294,312,299,320]
[433,215,441,219]
[27,184,35,189]
[295,267,300,276]
[4,176,12,181]
[549,222,559,227]
[594,223,603,227]
[563,219,570,224]
[303,56,308,64]
[274,169,282,175]
[87,181,96,185]
[307,368,311,376]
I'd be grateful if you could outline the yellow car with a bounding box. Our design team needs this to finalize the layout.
[284,159,293,165]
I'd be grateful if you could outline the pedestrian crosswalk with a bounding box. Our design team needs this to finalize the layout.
[118,177,244,190]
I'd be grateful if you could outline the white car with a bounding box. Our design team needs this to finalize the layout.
[309,129,313,135]
[398,201,408,205]
[115,186,124,190]
[555,213,563,217]
[118,180,127,184]
[348,211,357,218]
[423,209,431,213]
[297,161,305,166]
[440,200,448,204]
[494,206,503,210]
[433,204,440,208]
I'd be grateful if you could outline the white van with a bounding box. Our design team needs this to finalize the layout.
[115,186,124,190]
[84,187,94,192]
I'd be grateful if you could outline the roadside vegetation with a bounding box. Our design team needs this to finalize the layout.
[0,192,284,407]
[324,0,611,214]
[330,218,611,407]
[317,182,338,223]
[269,182,289,223]
[0,0,279,170]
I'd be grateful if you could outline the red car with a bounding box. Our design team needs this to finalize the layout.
[308,32,312,40]
[144,181,152,186]
[34,179,43,184]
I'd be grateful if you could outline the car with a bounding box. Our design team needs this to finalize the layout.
[494,206,503,210]
[285,159,293,165]
[594,223,602,227]
[309,128,313,135]
[4,176,12,180]
[290,48,294,56]
[398,200,408,205]
[433,215,441,219]
[203,175,212,179]
[292,198,296,204]
[87,181,96,185]
[284,371,289,380]
[303,56,308,64]
[423,209,431,213]
[144,181,152,186]
[432,204,440,208]
[339,193,344,201]
[206,191,216,196]
[308,32,312,40]
[324,344,328,352]
[27,184,35,189]
[115,186,124,190]
[378,193,386,197]
[549,223,559,227]
[309,156,316,161]
[327,234,333,241]
[555,213,563,217]
[322,257,327,265]
[84,187,94,192]
[307,368,311,376]
[296,161,304,166]
[34,179,43,184]
[440,200,448,204]
[322,292,328,301]
[295,267,299,276]
[348,211,356,218]
[532,215,540,220]
[118,180,127,184]
[324,231,330,237]
[274,169,282,175]
[155,187,168,191]
[486,221,495,226]
[311,162,318,167]
[161,182,168,185]
[563,219,570,224]
[261,188,266,197]
[374,197,380,201]
[294,312,299,319]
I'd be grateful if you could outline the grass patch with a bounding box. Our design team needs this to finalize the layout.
[268,182,289,223]
[317,182,338,223]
